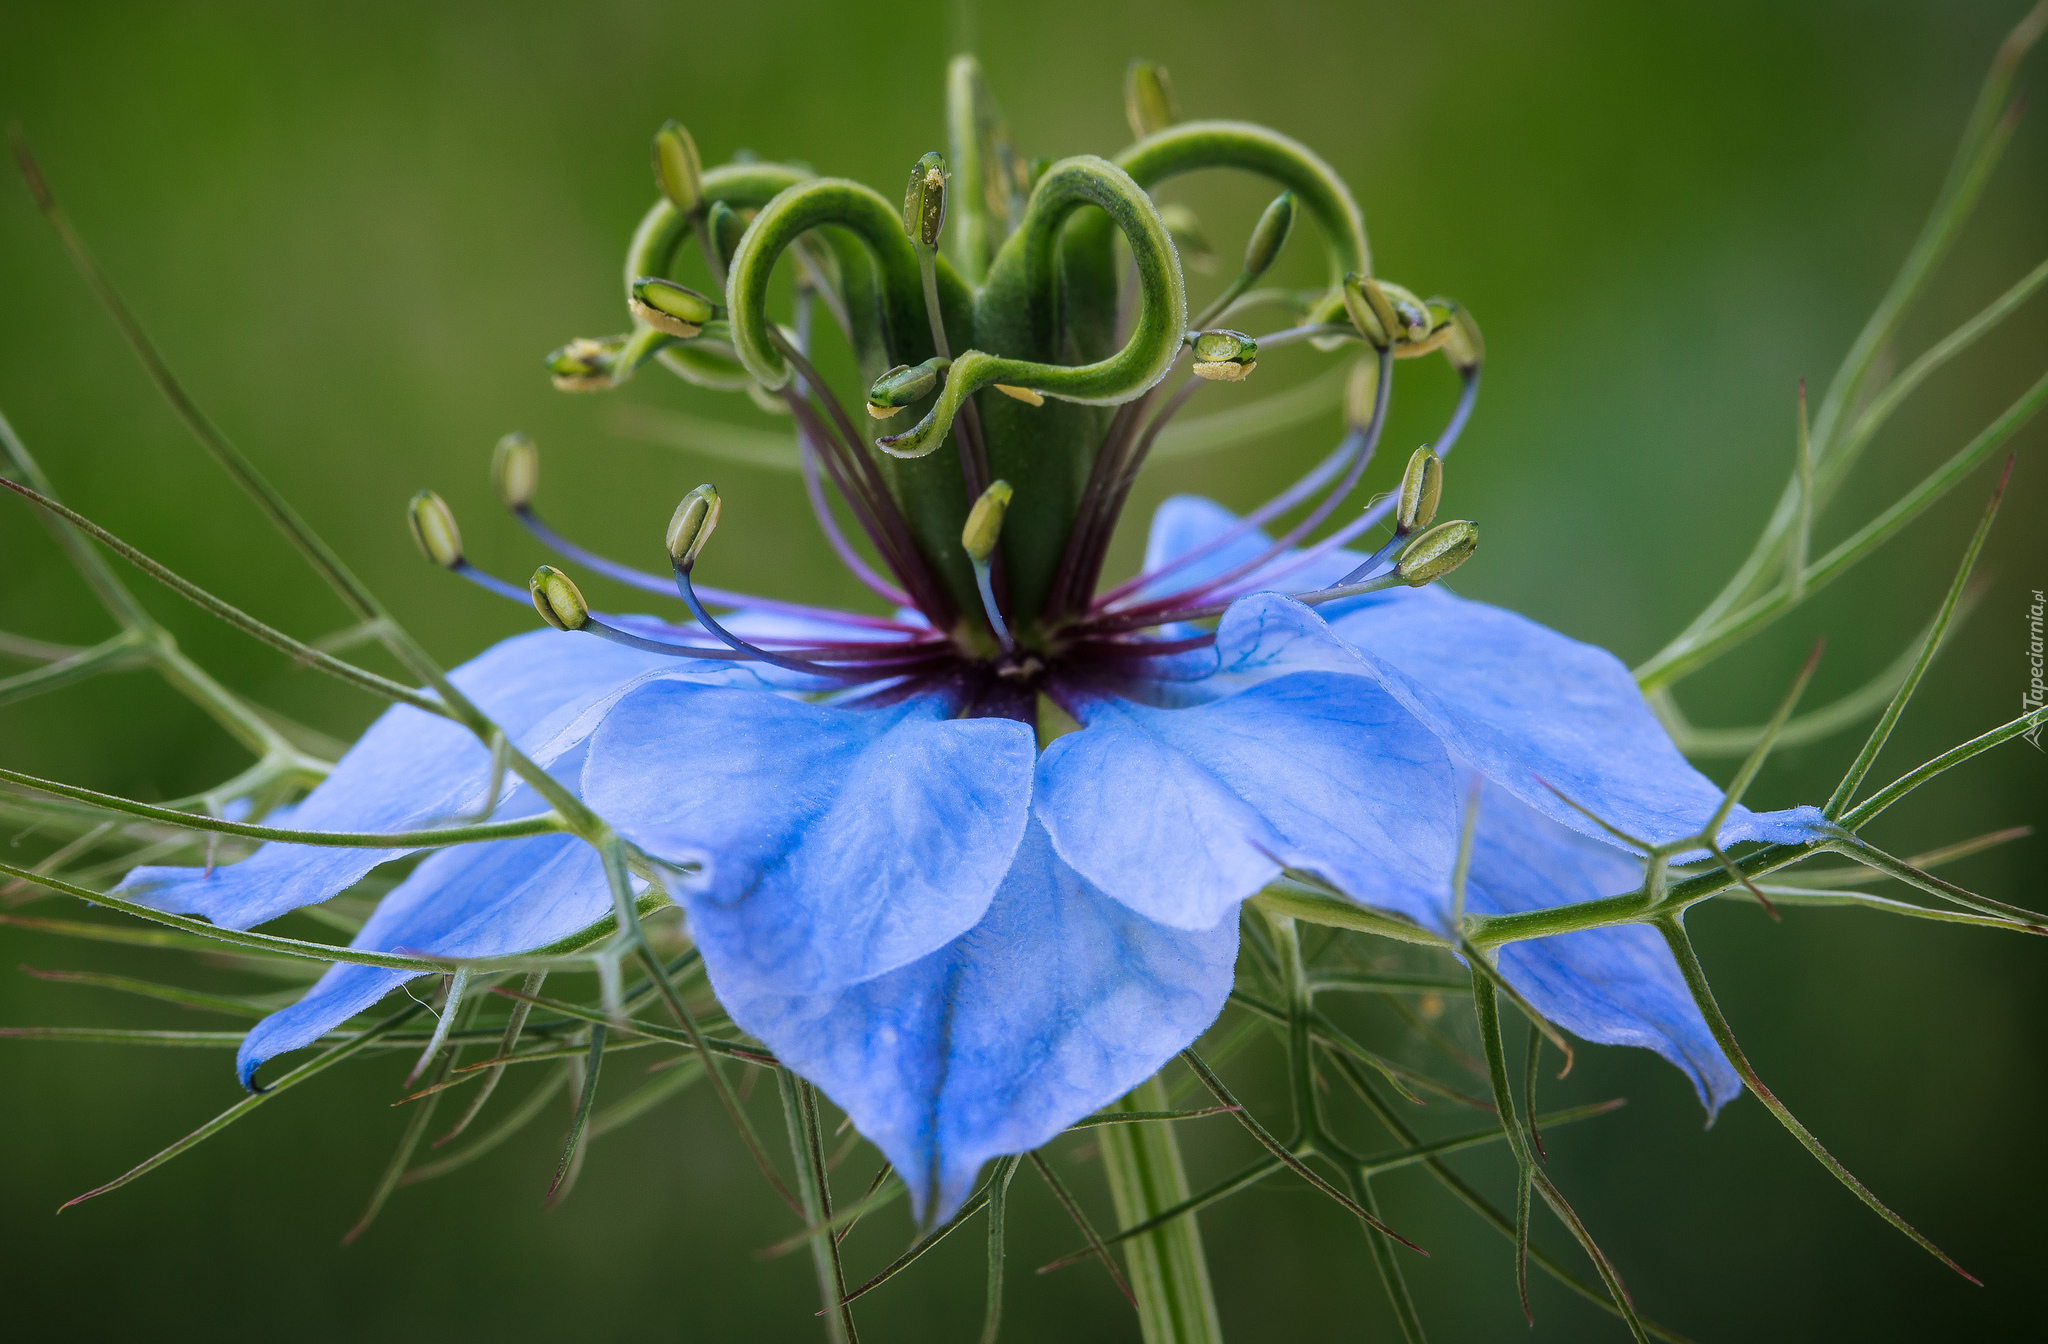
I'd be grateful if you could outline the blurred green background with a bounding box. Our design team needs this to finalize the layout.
[2,1,2043,1339]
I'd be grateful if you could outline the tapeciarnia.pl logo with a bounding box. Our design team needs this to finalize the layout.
[2026,589,2045,750]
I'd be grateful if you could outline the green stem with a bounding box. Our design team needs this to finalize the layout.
[779,1070,857,1344]
[1098,1075,1225,1344]
[0,765,560,847]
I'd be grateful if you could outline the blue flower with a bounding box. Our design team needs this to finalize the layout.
[118,485,1822,1223]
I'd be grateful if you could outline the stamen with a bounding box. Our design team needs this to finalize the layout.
[1200,358,1479,601]
[772,333,957,626]
[667,489,937,680]
[900,149,991,497]
[1098,347,1393,619]
[1093,357,1377,607]
[528,563,944,674]
[489,433,917,630]
[962,481,1015,652]
[1187,191,1296,331]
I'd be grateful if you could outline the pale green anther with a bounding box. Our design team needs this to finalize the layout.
[545,335,623,392]
[707,200,746,271]
[961,479,1013,563]
[1341,271,1394,348]
[528,565,589,631]
[651,120,704,215]
[1395,519,1478,587]
[1344,357,1379,429]
[666,484,721,569]
[491,433,539,510]
[1440,302,1485,373]
[1242,191,1297,282]
[406,490,463,569]
[904,151,948,249]
[629,276,720,339]
[1124,59,1180,140]
[1380,280,1432,344]
[866,356,952,418]
[1190,329,1258,382]
[1396,447,1443,534]
[1158,202,1216,273]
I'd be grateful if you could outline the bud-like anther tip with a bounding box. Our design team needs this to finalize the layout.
[1190,329,1258,382]
[867,356,951,417]
[904,151,948,249]
[1396,447,1443,534]
[961,480,1013,563]
[407,490,463,569]
[666,484,721,570]
[1395,519,1477,587]
[651,120,704,215]
[546,336,622,392]
[1242,191,1297,281]
[1124,60,1180,140]
[629,276,719,339]
[992,383,1044,407]
[529,565,589,632]
[1341,272,1395,349]
[1441,304,1484,373]
[492,433,539,510]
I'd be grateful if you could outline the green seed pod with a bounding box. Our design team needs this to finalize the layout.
[492,433,539,510]
[666,484,722,570]
[1242,192,1297,282]
[866,356,952,418]
[707,200,746,273]
[1158,203,1216,274]
[629,277,720,339]
[904,151,948,249]
[1395,519,1477,588]
[529,565,589,632]
[651,120,704,215]
[1343,357,1379,430]
[406,490,463,569]
[545,335,623,392]
[1189,329,1258,382]
[1124,60,1180,140]
[1395,447,1443,535]
[961,480,1013,564]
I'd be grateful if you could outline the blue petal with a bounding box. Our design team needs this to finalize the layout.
[1466,785,1741,1115]
[583,680,1035,995]
[1209,590,1823,851]
[118,629,675,930]
[233,831,613,1087]
[1035,672,1457,931]
[721,820,1237,1223]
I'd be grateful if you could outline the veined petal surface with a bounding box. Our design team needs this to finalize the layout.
[722,821,1236,1222]
[1466,785,1741,1114]
[118,630,674,930]
[584,679,1035,995]
[1036,672,1457,931]
[233,831,616,1087]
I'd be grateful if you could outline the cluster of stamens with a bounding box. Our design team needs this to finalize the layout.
[440,86,1488,705]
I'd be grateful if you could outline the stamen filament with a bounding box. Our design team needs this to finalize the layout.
[1098,349,1392,620]
[973,558,1014,652]
[673,563,900,680]
[512,505,915,631]
[1237,367,1481,598]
